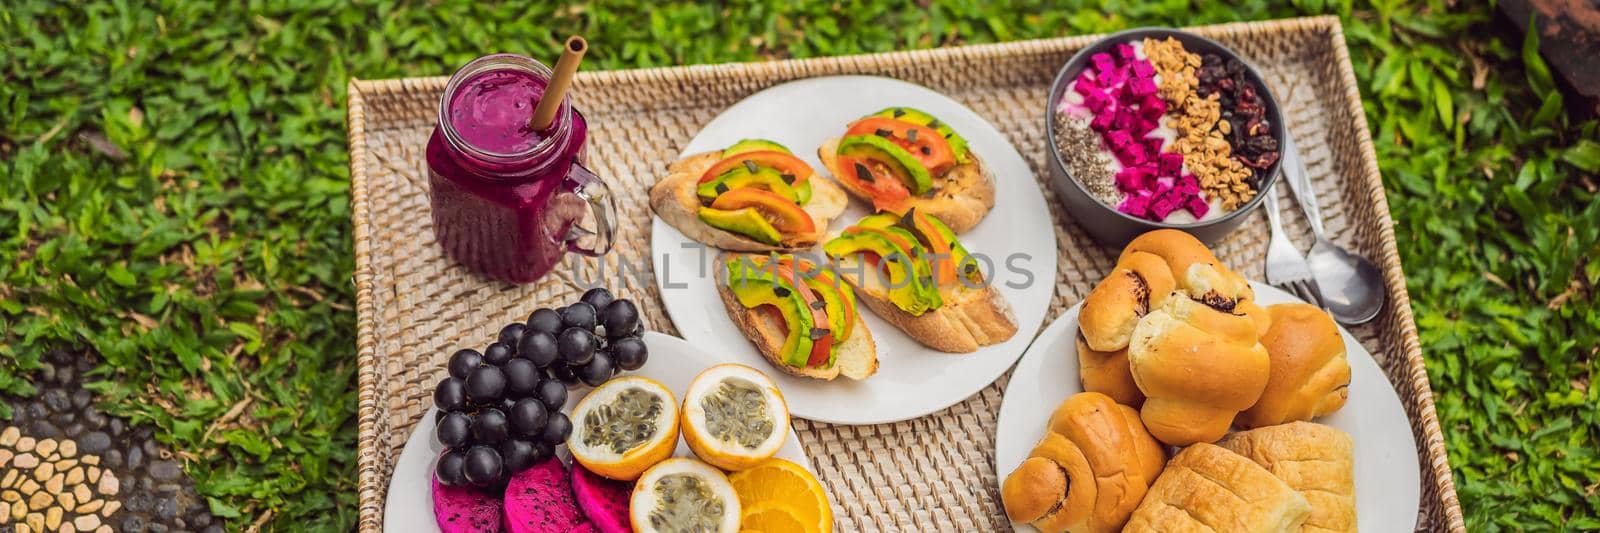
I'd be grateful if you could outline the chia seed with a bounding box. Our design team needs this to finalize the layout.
[1053,112,1121,205]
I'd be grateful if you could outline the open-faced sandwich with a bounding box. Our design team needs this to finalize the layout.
[651,139,848,250]
[817,108,996,233]
[822,210,1017,353]
[717,253,878,381]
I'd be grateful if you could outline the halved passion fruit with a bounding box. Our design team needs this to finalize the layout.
[630,458,741,533]
[567,376,680,481]
[681,364,790,471]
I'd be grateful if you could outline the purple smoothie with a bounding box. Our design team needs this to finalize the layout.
[449,69,547,154]
[426,54,602,284]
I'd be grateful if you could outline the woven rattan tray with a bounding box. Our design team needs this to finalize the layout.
[348,16,1464,532]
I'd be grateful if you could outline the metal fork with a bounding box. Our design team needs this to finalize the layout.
[1261,185,1327,307]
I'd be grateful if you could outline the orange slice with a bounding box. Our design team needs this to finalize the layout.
[728,459,832,533]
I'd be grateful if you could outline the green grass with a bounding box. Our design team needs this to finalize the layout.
[2,0,1595,530]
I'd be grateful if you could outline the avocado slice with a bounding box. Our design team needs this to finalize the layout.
[837,135,933,195]
[699,207,782,245]
[823,229,942,315]
[697,166,810,204]
[798,272,851,344]
[858,212,973,279]
[722,139,791,157]
[871,107,971,164]
[725,259,817,367]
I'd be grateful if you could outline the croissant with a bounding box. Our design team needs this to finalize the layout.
[1218,422,1358,533]
[1124,443,1311,533]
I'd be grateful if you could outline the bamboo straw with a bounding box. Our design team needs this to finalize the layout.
[532,36,587,131]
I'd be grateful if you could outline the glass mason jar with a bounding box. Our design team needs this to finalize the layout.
[425,53,615,284]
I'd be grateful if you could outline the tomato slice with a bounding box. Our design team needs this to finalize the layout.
[698,151,814,185]
[908,212,956,285]
[710,188,817,235]
[845,117,956,174]
[834,155,911,210]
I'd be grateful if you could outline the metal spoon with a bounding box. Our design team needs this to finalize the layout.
[1279,135,1386,324]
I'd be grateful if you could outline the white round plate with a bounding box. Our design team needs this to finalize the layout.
[384,332,813,532]
[651,75,1057,425]
[994,282,1420,532]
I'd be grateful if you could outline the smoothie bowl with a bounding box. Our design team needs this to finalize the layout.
[1045,28,1284,246]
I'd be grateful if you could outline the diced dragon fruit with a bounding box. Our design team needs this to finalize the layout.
[1083,91,1112,113]
[1112,111,1134,131]
[1074,76,1100,96]
[1138,96,1168,120]
[1177,174,1200,193]
[1150,193,1181,219]
[1115,167,1150,191]
[1119,193,1152,218]
[1185,195,1211,218]
[1115,43,1137,60]
[1158,152,1184,175]
[1142,137,1164,157]
[1129,77,1158,97]
[1132,61,1155,79]
[1090,111,1115,131]
[1116,144,1148,167]
[1130,117,1157,137]
[1090,53,1115,75]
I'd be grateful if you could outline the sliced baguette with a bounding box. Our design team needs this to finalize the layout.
[715,261,878,381]
[833,255,1018,353]
[650,151,848,251]
[817,137,996,234]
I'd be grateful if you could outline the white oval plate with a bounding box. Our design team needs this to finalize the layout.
[994,282,1420,532]
[385,332,813,532]
[651,75,1057,425]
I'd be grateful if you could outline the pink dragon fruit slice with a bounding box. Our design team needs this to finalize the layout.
[1073,76,1100,96]
[571,464,632,533]
[1185,195,1212,218]
[504,458,585,533]
[1115,167,1150,192]
[1129,77,1158,97]
[1150,193,1181,220]
[1082,91,1112,113]
[1131,60,1156,79]
[1090,111,1115,131]
[1158,153,1184,176]
[432,472,504,533]
[1090,53,1115,75]
[1115,43,1137,60]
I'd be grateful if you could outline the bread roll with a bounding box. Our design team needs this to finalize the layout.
[1238,304,1351,428]
[1218,422,1357,533]
[1076,334,1143,407]
[1118,229,1253,305]
[1124,443,1311,533]
[1235,298,1273,339]
[1129,296,1270,446]
[1047,393,1166,533]
[1003,433,1096,532]
[1078,252,1175,352]
[1002,392,1165,533]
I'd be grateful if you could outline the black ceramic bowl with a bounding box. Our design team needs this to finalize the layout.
[1045,28,1284,247]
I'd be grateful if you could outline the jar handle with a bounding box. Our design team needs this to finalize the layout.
[562,163,616,257]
